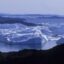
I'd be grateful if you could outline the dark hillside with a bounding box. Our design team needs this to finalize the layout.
[0,45,63,64]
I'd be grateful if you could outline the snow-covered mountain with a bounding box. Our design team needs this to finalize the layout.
[0,15,64,52]
[0,22,63,52]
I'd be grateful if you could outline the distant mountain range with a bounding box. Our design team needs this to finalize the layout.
[0,14,64,25]
[0,14,63,52]
[0,14,64,18]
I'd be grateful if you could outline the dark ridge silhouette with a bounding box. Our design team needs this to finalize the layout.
[0,45,63,64]
[0,17,39,26]
[56,38,64,45]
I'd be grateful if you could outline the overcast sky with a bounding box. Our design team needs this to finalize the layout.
[0,0,64,15]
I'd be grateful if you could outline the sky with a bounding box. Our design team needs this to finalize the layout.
[0,0,64,15]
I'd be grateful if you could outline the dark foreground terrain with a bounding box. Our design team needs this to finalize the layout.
[0,45,63,64]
